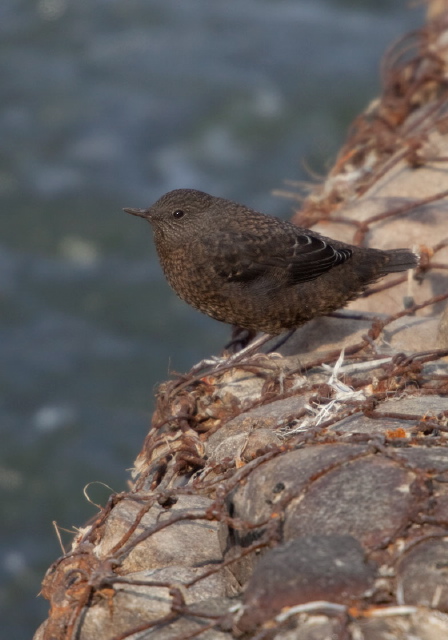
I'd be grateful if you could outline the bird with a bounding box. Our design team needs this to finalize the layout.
[124,188,418,337]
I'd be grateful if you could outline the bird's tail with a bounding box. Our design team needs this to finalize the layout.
[382,248,419,273]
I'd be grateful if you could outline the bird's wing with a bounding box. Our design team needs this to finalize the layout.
[208,229,352,285]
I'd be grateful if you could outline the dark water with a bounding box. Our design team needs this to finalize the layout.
[0,1,421,637]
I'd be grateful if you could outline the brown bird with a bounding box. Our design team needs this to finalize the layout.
[124,189,418,336]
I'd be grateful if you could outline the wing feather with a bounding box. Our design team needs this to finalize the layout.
[209,230,352,285]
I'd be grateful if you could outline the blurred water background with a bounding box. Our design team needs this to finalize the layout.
[0,1,422,637]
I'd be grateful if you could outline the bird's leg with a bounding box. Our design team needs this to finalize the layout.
[222,328,296,364]
[223,332,274,364]
[189,332,273,376]
[267,329,296,353]
[329,311,375,321]
[224,326,257,353]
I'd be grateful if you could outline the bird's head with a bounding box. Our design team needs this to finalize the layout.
[124,188,216,244]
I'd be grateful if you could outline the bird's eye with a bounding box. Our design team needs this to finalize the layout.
[173,210,185,219]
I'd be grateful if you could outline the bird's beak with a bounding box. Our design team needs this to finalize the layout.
[123,207,150,219]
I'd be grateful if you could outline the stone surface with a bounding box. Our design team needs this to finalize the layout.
[283,456,418,549]
[238,535,374,631]
[96,495,223,574]
[397,539,448,611]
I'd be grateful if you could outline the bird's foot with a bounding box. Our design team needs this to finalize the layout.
[189,330,296,378]
[188,333,272,377]
[189,355,228,375]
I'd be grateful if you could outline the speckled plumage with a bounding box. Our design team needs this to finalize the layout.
[124,189,418,335]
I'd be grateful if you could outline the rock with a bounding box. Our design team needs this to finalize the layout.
[238,535,374,631]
